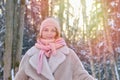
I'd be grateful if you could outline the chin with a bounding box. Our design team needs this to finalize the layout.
[45,38,54,40]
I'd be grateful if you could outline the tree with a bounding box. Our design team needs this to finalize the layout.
[0,0,5,79]
[3,0,26,79]
[3,0,14,79]
[102,0,119,79]
[14,0,26,73]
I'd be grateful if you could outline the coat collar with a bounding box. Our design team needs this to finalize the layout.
[29,46,69,80]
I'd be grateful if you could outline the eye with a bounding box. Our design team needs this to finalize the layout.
[51,29,56,32]
[43,28,48,32]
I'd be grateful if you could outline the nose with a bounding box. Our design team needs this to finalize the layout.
[47,31,52,35]
[46,31,52,36]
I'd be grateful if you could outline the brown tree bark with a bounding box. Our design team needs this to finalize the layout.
[3,0,14,79]
[14,0,26,74]
[102,0,119,79]
[41,0,49,20]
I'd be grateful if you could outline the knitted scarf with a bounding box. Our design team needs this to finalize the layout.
[35,38,66,74]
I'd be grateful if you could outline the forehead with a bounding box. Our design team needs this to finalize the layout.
[43,26,56,30]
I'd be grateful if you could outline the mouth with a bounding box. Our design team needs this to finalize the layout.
[46,37,54,39]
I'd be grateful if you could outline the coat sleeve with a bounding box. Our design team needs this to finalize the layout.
[70,49,96,80]
[14,53,29,80]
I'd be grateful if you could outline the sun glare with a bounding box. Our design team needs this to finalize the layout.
[68,0,93,28]
[69,0,93,16]
[69,0,81,17]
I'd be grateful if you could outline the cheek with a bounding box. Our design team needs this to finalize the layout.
[41,32,46,38]
[52,32,57,36]
[53,33,58,39]
[54,31,58,37]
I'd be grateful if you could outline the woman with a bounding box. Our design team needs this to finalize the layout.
[15,17,96,80]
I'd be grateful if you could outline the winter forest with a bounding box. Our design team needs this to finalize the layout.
[0,0,120,80]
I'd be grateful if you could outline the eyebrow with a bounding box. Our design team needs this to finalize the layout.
[43,27,56,30]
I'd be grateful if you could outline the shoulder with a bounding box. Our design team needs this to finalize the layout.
[68,48,78,57]
[68,48,82,62]
[57,46,69,55]
[57,46,78,58]
[68,48,75,53]
[25,46,40,56]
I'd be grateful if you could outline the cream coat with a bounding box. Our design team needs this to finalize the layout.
[14,46,96,80]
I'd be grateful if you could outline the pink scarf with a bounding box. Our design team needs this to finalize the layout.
[35,38,66,74]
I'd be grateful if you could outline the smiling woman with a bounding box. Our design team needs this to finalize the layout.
[14,17,96,80]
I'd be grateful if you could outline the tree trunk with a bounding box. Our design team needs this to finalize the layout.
[88,40,96,78]
[16,3,25,65]
[12,1,19,70]
[81,0,96,77]
[3,0,14,79]
[15,0,26,73]
[58,0,64,32]
[41,0,49,20]
[102,0,119,79]
[81,0,87,41]
[49,0,53,16]
[103,31,109,80]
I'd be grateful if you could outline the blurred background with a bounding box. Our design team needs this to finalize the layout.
[0,0,120,80]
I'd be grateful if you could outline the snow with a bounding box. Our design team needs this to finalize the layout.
[115,47,120,53]
[11,69,14,80]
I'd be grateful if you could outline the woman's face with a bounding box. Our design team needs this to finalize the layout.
[41,26,57,39]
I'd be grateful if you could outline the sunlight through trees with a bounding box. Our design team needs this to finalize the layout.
[0,0,120,80]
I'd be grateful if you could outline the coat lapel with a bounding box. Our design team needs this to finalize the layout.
[48,46,69,73]
[29,53,55,80]
[41,55,55,80]
[29,46,69,80]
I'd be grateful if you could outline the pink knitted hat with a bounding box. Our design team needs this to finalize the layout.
[39,17,61,38]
